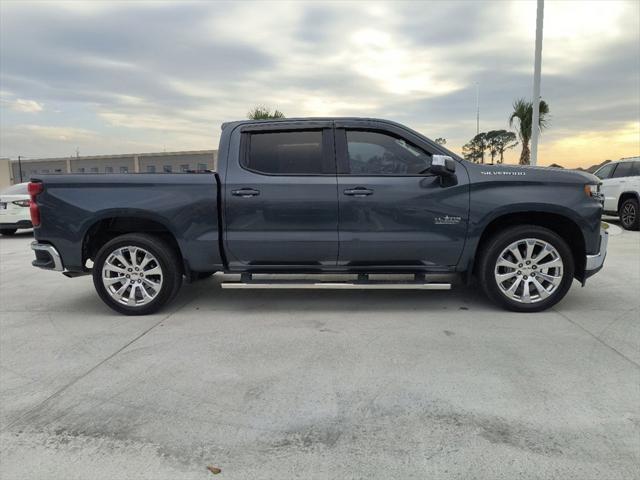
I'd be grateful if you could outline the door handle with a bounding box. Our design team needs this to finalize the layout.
[232,188,260,197]
[344,187,373,197]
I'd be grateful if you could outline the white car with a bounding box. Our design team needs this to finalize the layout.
[594,157,640,230]
[0,183,32,236]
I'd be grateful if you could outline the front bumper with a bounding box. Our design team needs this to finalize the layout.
[31,242,64,271]
[584,228,608,280]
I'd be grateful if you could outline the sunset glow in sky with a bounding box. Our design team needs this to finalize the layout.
[1,0,639,168]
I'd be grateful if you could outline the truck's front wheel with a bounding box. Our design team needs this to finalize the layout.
[93,233,182,316]
[619,197,639,231]
[478,225,574,312]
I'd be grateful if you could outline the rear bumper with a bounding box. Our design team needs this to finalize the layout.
[584,228,608,280]
[0,220,32,229]
[31,242,64,271]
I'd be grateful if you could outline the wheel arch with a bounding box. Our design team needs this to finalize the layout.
[617,191,639,212]
[472,211,586,281]
[82,212,184,274]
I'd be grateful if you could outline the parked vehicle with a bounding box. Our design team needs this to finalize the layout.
[594,157,640,230]
[0,183,32,235]
[29,118,608,315]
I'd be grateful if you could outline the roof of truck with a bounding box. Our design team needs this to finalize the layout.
[222,117,402,129]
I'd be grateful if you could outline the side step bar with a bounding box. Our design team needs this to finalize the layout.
[221,281,451,290]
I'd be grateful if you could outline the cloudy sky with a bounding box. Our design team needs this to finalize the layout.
[1,0,638,167]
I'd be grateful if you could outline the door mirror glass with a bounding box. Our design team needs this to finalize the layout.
[431,155,456,176]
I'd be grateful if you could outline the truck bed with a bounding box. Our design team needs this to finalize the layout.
[32,173,224,273]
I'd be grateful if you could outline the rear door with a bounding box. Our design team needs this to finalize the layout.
[224,122,339,268]
[335,120,469,268]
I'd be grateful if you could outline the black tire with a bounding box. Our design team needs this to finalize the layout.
[478,225,575,312]
[619,198,639,231]
[92,233,183,316]
[0,228,17,236]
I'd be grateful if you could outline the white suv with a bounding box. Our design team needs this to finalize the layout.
[594,157,640,230]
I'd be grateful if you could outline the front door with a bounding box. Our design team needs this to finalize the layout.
[224,124,339,268]
[335,122,469,268]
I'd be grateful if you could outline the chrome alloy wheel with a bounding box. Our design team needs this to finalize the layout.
[621,202,636,228]
[494,238,563,304]
[102,246,163,306]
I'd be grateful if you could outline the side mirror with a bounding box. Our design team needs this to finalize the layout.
[431,155,456,176]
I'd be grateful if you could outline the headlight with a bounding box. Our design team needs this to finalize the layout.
[12,200,30,207]
[584,184,603,202]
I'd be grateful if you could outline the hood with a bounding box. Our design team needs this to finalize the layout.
[466,162,600,184]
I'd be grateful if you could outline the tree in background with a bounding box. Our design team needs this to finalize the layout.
[462,133,487,163]
[247,105,285,120]
[485,130,518,164]
[509,98,549,165]
[434,137,447,145]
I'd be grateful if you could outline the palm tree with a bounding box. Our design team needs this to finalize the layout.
[509,98,549,165]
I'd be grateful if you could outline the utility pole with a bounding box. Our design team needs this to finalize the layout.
[475,82,480,135]
[17,155,23,183]
[530,0,544,166]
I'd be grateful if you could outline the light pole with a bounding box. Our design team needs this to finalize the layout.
[530,0,544,166]
[18,155,23,183]
[475,82,480,135]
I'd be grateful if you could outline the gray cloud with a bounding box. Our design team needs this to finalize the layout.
[0,0,638,163]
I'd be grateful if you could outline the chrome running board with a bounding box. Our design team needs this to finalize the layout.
[221,281,451,290]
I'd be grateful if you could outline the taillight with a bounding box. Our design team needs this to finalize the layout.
[28,182,43,197]
[12,200,30,207]
[28,181,44,226]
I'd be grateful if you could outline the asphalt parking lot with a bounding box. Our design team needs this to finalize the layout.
[1,222,638,480]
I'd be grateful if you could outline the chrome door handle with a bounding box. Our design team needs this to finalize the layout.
[344,187,373,197]
[232,188,260,197]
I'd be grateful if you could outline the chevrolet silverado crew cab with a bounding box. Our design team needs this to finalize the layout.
[29,118,608,315]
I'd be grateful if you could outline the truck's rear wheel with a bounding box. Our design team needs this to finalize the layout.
[93,233,182,316]
[478,225,574,312]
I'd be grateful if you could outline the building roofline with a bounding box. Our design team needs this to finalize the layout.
[10,149,217,163]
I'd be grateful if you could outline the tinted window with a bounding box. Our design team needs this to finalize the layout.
[595,163,615,179]
[631,161,640,176]
[246,130,325,174]
[612,162,633,178]
[346,130,431,175]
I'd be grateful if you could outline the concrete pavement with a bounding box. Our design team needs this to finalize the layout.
[0,224,638,479]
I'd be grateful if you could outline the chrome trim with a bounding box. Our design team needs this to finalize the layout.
[221,282,451,290]
[585,229,608,271]
[31,242,64,272]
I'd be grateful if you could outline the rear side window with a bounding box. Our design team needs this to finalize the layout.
[245,130,327,175]
[612,162,633,178]
[346,130,432,175]
[631,161,640,176]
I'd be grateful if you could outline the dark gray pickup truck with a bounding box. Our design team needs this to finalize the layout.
[29,118,607,315]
